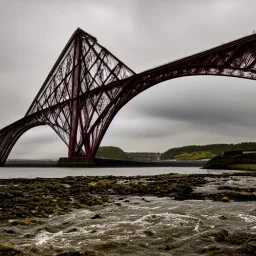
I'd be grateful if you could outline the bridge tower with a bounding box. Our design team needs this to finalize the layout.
[0,28,135,164]
[26,28,136,158]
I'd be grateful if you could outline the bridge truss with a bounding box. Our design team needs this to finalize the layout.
[1,28,256,165]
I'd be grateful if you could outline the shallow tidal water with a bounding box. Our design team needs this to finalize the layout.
[1,168,256,255]
[3,196,256,255]
[0,166,244,179]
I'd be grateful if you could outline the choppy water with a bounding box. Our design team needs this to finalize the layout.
[1,169,255,255]
[2,196,256,255]
[0,166,244,179]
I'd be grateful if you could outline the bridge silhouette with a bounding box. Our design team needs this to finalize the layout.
[1,28,256,165]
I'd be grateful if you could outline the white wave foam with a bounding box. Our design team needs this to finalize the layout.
[128,205,160,210]
[34,230,64,246]
[35,231,52,246]
[239,214,256,222]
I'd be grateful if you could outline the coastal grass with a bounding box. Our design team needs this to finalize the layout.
[161,142,256,160]
[174,151,215,160]
[228,164,256,171]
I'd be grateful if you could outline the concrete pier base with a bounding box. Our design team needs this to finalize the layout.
[57,157,173,167]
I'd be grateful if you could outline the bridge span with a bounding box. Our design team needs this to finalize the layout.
[1,28,256,165]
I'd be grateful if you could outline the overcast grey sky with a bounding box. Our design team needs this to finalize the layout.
[1,0,256,159]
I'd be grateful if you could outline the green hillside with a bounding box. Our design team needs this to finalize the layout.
[161,142,256,160]
[96,146,129,160]
[174,151,215,160]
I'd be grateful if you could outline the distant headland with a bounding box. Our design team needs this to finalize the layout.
[4,142,256,168]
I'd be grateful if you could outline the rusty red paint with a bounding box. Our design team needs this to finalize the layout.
[1,28,256,165]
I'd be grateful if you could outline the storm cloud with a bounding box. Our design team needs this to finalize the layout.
[1,0,256,159]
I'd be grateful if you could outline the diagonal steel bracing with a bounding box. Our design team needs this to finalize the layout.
[2,28,256,165]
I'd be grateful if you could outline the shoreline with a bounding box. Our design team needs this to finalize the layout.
[1,172,256,221]
[1,172,256,255]
[4,159,208,168]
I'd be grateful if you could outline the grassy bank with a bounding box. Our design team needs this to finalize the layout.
[175,151,215,160]
[228,164,256,171]
[161,142,256,160]
[96,146,129,160]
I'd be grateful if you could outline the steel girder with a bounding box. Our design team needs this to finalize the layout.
[113,34,256,115]
[1,28,256,165]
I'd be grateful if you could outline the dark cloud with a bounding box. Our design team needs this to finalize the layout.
[135,81,256,128]
[1,0,256,158]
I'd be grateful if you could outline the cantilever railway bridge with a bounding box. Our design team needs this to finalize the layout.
[1,28,256,165]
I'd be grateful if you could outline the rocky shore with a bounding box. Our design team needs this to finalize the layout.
[1,172,256,255]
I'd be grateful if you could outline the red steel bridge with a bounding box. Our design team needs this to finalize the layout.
[1,28,256,165]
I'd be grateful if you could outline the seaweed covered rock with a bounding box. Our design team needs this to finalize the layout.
[202,228,229,242]
[0,244,21,256]
[57,252,95,256]
[241,238,256,254]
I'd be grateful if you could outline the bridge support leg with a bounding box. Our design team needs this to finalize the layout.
[68,33,82,157]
